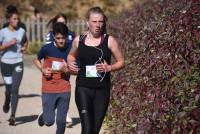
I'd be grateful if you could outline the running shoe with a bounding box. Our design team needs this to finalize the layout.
[38,113,44,126]
[8,116,15,126]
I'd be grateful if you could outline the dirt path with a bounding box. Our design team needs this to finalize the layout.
[0,54,105,134]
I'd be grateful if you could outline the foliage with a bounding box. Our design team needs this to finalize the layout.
[107,0,200,133]
[0,0,135,19]
[26,41,43,54]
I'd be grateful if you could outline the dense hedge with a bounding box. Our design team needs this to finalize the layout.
[107,0,200,133]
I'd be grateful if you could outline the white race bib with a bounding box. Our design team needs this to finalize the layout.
[52,61,63,71]
[86,65,98,77]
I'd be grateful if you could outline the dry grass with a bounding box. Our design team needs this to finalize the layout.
[0,0,137,20]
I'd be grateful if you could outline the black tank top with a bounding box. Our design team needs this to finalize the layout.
[76,34,111,89]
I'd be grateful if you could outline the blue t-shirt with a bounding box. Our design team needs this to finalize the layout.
[37,42,70,61]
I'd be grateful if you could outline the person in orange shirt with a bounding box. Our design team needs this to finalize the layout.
[34,22,71,134]
[45,13,76,123]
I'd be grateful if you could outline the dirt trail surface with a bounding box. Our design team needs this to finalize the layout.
[0,54,105,134]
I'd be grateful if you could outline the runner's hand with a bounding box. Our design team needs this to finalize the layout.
[96,60,111,72]
[42,67,52,78]
[68,62,79,73]
[60,60,69,73]
[9,38,17,46]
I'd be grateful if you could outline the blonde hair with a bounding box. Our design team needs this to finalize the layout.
[86,6,107,34]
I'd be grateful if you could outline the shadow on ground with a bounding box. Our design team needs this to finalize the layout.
[0,83,5,86]
[15,115,38,126]
[66,117,81,128]
[19,94,40,99]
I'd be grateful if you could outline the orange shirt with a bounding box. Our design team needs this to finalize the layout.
[42,56,71,93]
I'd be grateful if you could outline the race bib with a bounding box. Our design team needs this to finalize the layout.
[86,65,98,77]
[52,61,63,71]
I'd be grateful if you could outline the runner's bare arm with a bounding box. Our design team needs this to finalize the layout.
[67,36,79,73]
[33,58,52,78]
[0,39,17,51]
[108,36,124,71]
[33,58,43,73]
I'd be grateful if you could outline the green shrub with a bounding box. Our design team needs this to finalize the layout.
[107,0,200,133]
[26,41,43,55]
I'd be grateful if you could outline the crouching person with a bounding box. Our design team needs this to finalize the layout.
[34,22,71,134]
